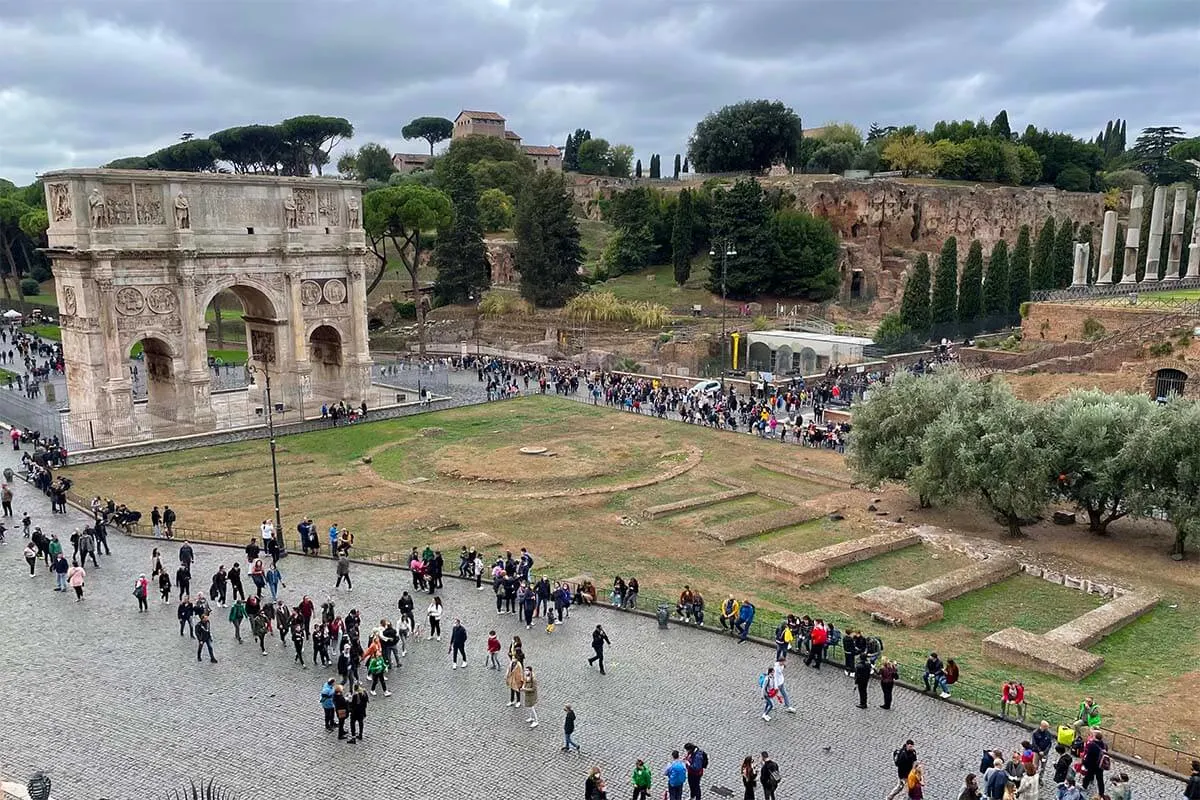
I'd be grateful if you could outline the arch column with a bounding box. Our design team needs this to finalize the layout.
[175,265,216,429]
[345,262,373,402]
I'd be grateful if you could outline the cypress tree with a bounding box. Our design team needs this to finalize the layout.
[649,154,661,179]
[1008,225,1032,315]
[682,157,689,173]
[982,239,1010,319]
[1112,223,1126,282]
[930,237,959,329]
[1030,216,1056,291]
[898,253,932,337]
[671,188,694,286]
[635,159,642,179]
[673,154,682,180]
[957,239,985,324]
[516,171,584,307]
[430,159,489,305]
[1052,218,1075,288]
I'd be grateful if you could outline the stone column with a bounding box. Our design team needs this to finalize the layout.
[1071,243,1088,287]
[1188,192,1200,280]
[1120,186,1144,284]
[1096,210,1117,284]
[1144,186,1167,283]
[94,275,135,434]
[346,257,373,403]
[176,269,216,429]
[286,273,313,404]
[1165,187,1188,281]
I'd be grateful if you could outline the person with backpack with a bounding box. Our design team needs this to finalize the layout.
[1080,732,1109,797]
[982,758,1009,800]
[735,600,755,642]
[683,743,707,800]
[760,666,778,722]
[664,751,688,800]
[132,573,149,612]
[759,753,780,800]
[888,740,918,800]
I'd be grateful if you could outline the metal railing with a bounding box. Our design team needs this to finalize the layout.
[1031,278,1200,303]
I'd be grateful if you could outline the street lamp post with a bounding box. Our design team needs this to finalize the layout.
[709,240,737,386]
[246,357,282,547]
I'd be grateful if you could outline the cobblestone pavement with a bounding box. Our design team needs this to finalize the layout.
[0,445,1183,800]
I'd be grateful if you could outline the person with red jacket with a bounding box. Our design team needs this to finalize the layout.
[1001,680,1026,722]
[487,630,502,669]
[805,620,828,669]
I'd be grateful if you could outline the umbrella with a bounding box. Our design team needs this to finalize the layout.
[2,309,22,319]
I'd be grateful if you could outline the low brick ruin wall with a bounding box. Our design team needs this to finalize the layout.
[707,506,825,544]
[856,557,1019,626]
[641,489,756,519]
[755,531,920,586]
[982,591,1159,681]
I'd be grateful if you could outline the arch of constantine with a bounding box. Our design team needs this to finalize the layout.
[41,169,372,444]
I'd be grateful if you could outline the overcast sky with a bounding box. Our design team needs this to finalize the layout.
[2,0,1198,185]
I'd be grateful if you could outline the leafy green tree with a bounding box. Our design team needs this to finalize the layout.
[1125,401,1200,555]
[277,115,354,175]
[912,381,1056,536]
[1030,216,1056,291]
[990,110,1012,140]
[671,188,694,286]
[211,125,286,173]
[577,138,613,175]
[1052,218,1075,288]
[1008,225,1032,314]
[477,188,515,232]
[336,142,397,183]
[431,160,489,305]
[847,371,969,506]
[144,139,222,172]
[898,253,932,337]
[932,140,966,178]
[1047,391,1154,534]
[957,240,984,325]
[873,313,919,355]
[817,122,864,148]
[516,171,584,307]
[688,99,803,172]
[105,156,151,169]
[673,154,682,180]
[1055,164,1091,191]
[806,142,857,174]
[982,239,1009,318]
[852,145,881,172]
[930,237,959,329]
[707,179,779,299]
[1132,126,1192,185]
[882,135,941,176]
[436,136,534,199]
[610,145,634,178]
[401,116,454,155]
[1169,137,1200,164]
[1019,127,1103,187]
[771,209,840,299]
[601,224,654,276]
[363,183,453,353]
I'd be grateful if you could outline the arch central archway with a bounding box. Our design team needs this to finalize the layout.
[129,336,184,429]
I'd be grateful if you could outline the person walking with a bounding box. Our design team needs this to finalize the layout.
[228,562,245,602]
[505,656,525,708]
[250,559,266,599]
[957,773,981,800]
[291,617,307,666]
[380,619,400,668]
[563,704,580,752]
[23,540,37,576]
[251,610,268,655]
[448,617,468,669]
[888,741,918,800]
[133,573,149,612]
[210,566,228,607]
[157,570,172,603]
[486,630,502,669]
[266,563,285,599]
[759,753,780,800]
[67,560,86,601]
[522,666,540,727]
[335,554,352,591]
[772,657,796,713]
[630,759,652,800]
[52,552,69,592]
[1081,732,1108,797]
[427,596,444,641]
[907,763,925,800]
[195,614,217,663]
[879,658,899,709]
[366,648,391,696]
[741,756,757,800]
[761,666,777,721]
[176,563,191,601]
[854,654,872,708]
[587,624,611,674]
[320,678,336,731]
[228,598,246,643]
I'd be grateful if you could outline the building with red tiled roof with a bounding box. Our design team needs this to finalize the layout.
[448,110,561,171]
[391,153,432,175]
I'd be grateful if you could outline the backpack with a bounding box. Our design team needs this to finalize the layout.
[827,625,842,646]
[763,762,780,788]
[695,749,708,770]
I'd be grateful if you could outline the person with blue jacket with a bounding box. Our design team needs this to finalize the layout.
[320,678,336,730]
[664,750,688,800]
[736,600,756,642]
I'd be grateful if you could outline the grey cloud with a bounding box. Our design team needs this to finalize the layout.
[1,0,1198,183]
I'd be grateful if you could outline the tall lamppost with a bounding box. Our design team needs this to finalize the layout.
[709,239,737,385]
[245,352,282,548]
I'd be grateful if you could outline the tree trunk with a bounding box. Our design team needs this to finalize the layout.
[213,293,225,349]
[412,238,426,356]
[1086,506,1105,534]
[1004,511,1024,538]
[918,494,931,509]
[365,237,389,296]
[0,229,16,302]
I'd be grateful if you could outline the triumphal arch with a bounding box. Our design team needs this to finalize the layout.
[41,169,372,442]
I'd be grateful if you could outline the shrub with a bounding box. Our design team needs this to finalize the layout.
[998,333,1023,351]
[478,290,531,317]
[390,300,417,319]
[752,314,772,330]
[564,291,669,330]
[30,264,52,282]
[1178,330,1194,348]
[658,332,673,343]
[1148,340,1174,358]
[19,278,40,296]
[1018,302,1031,318]
[613,357,642,373]
[1081,317,1106,341]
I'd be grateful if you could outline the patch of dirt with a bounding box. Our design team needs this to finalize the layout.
[998,371,1140,402]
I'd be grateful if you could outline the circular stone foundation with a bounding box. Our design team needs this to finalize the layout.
[518,446,549,455]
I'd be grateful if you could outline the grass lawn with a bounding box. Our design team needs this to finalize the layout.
[58,396,1200,750]
[1138,288,1200,301]
[128,341,246,364]
[26,324,61,341]
[23,293,59,310]
[594,259,717,311]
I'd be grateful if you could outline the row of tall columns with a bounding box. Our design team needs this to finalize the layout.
[1088,185,1200,287]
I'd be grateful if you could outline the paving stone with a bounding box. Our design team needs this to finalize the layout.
[0,446,1184,800]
